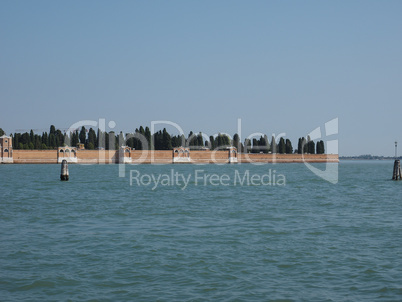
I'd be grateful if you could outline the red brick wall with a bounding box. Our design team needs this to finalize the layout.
[11,150,339,164]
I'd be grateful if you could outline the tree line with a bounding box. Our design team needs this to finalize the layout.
[2,126,325,154]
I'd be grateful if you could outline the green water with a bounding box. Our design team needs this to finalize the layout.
[0,161,401,301]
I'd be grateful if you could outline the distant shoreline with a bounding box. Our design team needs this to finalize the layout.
[340,156,401,161]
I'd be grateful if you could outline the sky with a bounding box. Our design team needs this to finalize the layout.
[1,0,401,156]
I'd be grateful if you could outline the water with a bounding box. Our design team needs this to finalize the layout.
[1,161,401,301]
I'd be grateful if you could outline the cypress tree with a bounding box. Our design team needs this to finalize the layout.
[244,139,251,153]
[49,133,56,148]
[63,133,68,147]
[223,134,230,146]
[297,138,302,154]
[233,133,240,151]
[162,128,172,150]
[30,129,34,143]
[34,135,41,149]
[217,134,223,148]
[271,136,277,154]
[252,138,258,153]
[307,136,315,154]
[118,131,124,148]
[316,140,325,154]
[13,133,19,149]
[258,136,266,153]
[97,129,103,149]
[209,135,215,150]
[49,125,56,136]
[285,139,293,154]
[79,127,86,144]
[105,132,110,150]
[302,137,307,154]
[264,135,271,154]
[180,134,185,147]
[145,127,151,149]
[71,131,79,147]
[278,137,286,154]
[108,131,115,150]
[197,132,203,147]
[87,128,96,149]
[55,129,63,147]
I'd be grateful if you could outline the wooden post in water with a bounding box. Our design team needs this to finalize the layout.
[60,159,69,181]
[393,142,401,180]
[392,160,401,180]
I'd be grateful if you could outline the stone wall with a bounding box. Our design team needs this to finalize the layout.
[10,149,339,164]
[13,150,57,164]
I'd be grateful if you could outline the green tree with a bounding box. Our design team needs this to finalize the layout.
[222,134,230,146]
[233,133,240,151]
[244,139,251,153]
[278,137,286,154]
[87,128,96,149]
[197,132,203,147]
[264,135,271,154]
[307,136,315,154]
[20,132,30,146]
[302,137,307,154]
[209,135,215,150]
[133,129,143,150]
[42,132,48,147]
[271,136,277,154]
[297,138,302,154]
[71,131,79,147]
[258,135,269,154]
[105,132,110,150]
[49,133,56,149]
[0,128,5,136]
[145,127,151,149]
[34,135,42,149]
[55,129,64,147]
[79,126,86,144]
[30,129,34,143]
[316,140,325,154]
[97,129,104,149]
[13,133,20,149]
[118,131,124,148]
[63,133,68,146]
[252,138,258,153]
[188,131,197,147]
[162,128,172,150]
[285,139,293,154]
[49,125,56,136]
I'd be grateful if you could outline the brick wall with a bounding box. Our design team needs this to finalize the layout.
[13,150,57,164]
[11,149,339,164]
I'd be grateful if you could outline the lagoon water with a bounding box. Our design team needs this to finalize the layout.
[1,161,401,301]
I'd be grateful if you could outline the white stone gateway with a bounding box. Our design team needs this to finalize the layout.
[119,146,132,163]
[173,147,191,163]
[228,147,238,163]
[57,146,78,163]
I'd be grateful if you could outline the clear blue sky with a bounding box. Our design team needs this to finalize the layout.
[1,0,401,156]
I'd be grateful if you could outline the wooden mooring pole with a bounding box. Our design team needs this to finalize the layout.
[60,159,69,181]
[392,160,401,180]
[393,141,401,180]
